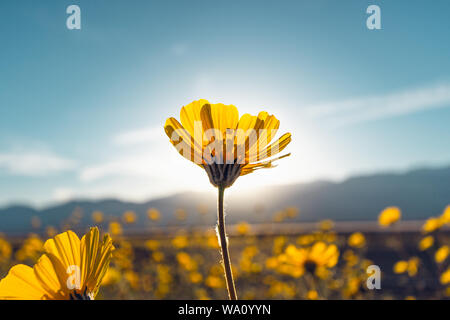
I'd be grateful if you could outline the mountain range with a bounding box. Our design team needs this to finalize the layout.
[1,166,449,235]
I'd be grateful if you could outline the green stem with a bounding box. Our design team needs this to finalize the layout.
[217,185,238,300]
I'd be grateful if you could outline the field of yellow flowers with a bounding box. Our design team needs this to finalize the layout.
[0,205,449,300]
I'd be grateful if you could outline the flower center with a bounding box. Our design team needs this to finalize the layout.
[203,163,242,188]
[304,260,318,274]
[69,287,93,300]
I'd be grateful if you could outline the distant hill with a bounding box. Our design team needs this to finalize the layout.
[1,166,449,235]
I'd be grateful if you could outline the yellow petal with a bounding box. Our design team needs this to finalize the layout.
[200,103,239,135]
[0,264,47,300]
[33,253,67,299]
[43,230,81,271]
[81,227,114,297]
[240,153,291,176]
[254,132,291,161]
[180,99,210,138]
[164,117,204,163]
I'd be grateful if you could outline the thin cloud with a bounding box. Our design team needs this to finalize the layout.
[303,82,450,127]
[0,151,75,176]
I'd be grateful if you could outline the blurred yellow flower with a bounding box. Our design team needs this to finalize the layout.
[393,257,419,277]
[285,207,299,218]
[348,232,366,248]
[343,250,359,267]
[176,252,197,271]
[172,235,189,249]
[393,261,408,273]
[108,221,123,236]
[440,205,450,225]
[306,290,319,300]
[319,220,334,231]
[205,233,220,249]
[92,211,104,223]
[189,272,203,284]
[440,268,450,285]
[418,236,434,251]
[205,275,224,288]
[378,206,401,227]
[164,99,292,188]
[0,227,114,300]
[15,234,44,262]
[0,238,12,264]
[147,208,161,221]
[122,211,137,224]
[145,239,160,251]
[271,242,339,278]
[296,234,315,246]
[236,222,251,235]
[422,217,442,233]
[435,245,449,263]
[124,270,140,290]
[101,267,121,286]
[152,251,164,262]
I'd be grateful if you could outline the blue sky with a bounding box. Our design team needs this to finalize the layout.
[1,0,450,207]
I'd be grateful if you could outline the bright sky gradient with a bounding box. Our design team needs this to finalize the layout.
[1,0,450,207]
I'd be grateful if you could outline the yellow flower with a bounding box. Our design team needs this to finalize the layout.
[435,245,449,263]
[273,242,339,278]
[152,251,164,262]
[440,205,450,225]
[189,272,203,284]
[145,239,160,251]
[393,260,408,274]
[236,222,251,235]
[285,207,299,218]
[147,208,161,221]
[393,257,419,277]
[0,237,12,264]
[440,268,450,285]
[347,232,366,248]
[122,211,137,224]
[306,290,319,300]
[176,252,197,271]
[92,211,104,223]
[15,234,44,263]
[172,235,189,249]
[319,220,334,231]
[422,217,442,233]
[205,232,220,249]
[108,221,123,236]
[164,99,291,188]
[124,270,139,290]
[418,236,434,251]
[378,206,401,227]
[205,275,224,288]
[101,267,121,286]
[0,227,114,300]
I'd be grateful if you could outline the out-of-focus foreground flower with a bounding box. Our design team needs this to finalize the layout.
[0,227,114,300]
